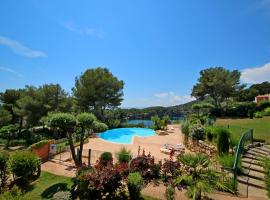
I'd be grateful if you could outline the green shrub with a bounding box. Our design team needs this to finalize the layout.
[93,121,108,133]
[0,151,9,192]
[217,154,242,173]
[264,107,270,116]
[204,126,214,142]
[52,191,71,200]
[0,125,18,149]
[9,139,27,147]
[229,134,239,153]
[120,123,145,128]
[218,177,237,193]
[189,123,205,140]
[100,152,113,165]
[224,102,256,117]
[254,112,263,118]
[55,138,68,144]
[165,184,175,200]
[27,140,49,150]
[116,147,132,163]
[0,186,26,200]
[9,151,41,183]
[262,158,270,198]
[127,172,143,200]
[181,121,189,136]
[106,119,121,129]
[257,100,270,111]
[215,128,230,155]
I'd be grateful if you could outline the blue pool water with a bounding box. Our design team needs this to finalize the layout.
[99,128,156,144]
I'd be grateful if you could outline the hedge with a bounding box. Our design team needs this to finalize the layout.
[28,140,50,150]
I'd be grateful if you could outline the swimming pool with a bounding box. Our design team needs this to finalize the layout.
[99,128,156,144]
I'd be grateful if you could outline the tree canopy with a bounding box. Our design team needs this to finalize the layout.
[191,67,241,109]
[235,81,270,102]
[73,67,124,119]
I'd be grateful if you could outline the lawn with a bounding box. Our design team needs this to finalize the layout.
[215,116,270,142]
[22,171,160,200]
[23,172,73,200]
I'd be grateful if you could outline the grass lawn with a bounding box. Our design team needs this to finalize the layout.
[23,172,73,200]
[22,171,161,200]
[215,116,270,142]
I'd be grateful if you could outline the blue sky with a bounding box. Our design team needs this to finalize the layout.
[1,0,270,108]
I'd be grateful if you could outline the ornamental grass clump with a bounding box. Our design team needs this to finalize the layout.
[165,184,175,200]
[100,152,113,166]
[215,128,230,155]
[127,172,143,200]
[116,147,132,164]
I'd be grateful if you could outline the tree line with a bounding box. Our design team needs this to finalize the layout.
[1,66,270,132]
[0,67,124,132]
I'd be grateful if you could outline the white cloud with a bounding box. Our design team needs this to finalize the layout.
[153,92,195,106]
[154,92,169,98]
[0,66,23,78]
[64,22,104,38]
[0,35,46,58]
[241,62,270,84]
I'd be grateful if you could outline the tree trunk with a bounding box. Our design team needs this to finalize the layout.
[67,131,80,167]
[195,190,201,200]
[18,116,23,137]
[78,127,85,166]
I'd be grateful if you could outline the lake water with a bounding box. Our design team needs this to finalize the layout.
[127,119,154,127]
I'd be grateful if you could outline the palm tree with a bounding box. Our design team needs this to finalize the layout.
[175,153,231,200]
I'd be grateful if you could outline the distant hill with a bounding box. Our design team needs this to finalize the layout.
[120,99,200,120]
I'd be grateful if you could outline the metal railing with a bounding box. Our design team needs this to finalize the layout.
[232,129,253,183]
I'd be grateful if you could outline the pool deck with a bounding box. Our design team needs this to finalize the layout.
[42,124,184,177]
[85,124,185,162]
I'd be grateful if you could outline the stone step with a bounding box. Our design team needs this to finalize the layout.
[263,145,270,150]
[242,157,262,166]
[250,149,270,156]
[243,154,261,161]
[245,151,265,159]
[237,182,268,199]
[247,185,268,199]
[242,163,265,174]
[242,168,265,181]
[238,175,265,189]
[255,146,270,154]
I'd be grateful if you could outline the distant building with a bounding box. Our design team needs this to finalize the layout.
[255,94,270,103]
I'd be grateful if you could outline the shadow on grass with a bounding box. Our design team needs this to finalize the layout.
[41,183,69,199]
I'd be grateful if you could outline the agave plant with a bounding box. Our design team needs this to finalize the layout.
[175,153,232,200]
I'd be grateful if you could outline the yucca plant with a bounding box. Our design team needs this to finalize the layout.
[176,153,232,200]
